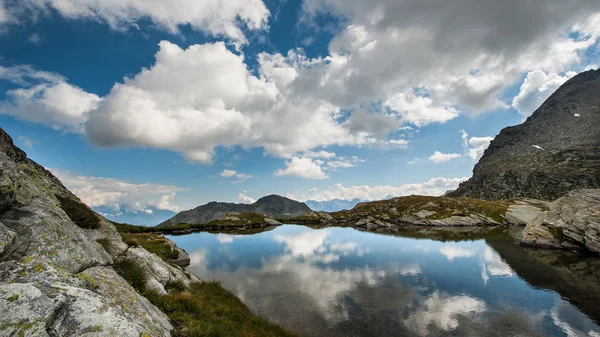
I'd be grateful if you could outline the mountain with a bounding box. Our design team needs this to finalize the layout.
[94,206,176,226]
[448,69,600,201]
[157,194,311,227]
[306,198,364,212]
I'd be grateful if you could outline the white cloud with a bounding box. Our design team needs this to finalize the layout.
[17,135,34,149]
[302,150,336,159]
[85,42,375,163]
[386,139,410,149]
[2,83,102,132]
[3,2,600,168]
[287,176,468,202]
[27,33,42,45]
[439,245,475,261]
[49,169,187,213]
[428,151,462,163]
[237,190,256,204]
[406,292,486,335]
[220,169,252,182]
[407,158,419,165]
[275,156,329,179]
[460,130,494,160]
[216,234,236,244]
[220,169,238,178]
[512,70,574,116]
[0,65,64,86]
[0,66,102,132]
[2,0,269,45]
[327,160,355,169]
[384,91,459,126]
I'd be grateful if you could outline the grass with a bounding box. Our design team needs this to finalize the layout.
[113,258,296,337]
[56,194,101,229]
[202,212,267,228]
[322,195,511,224]
[119,233,179,261]
[113,258,147,292]
[143,282,296,337]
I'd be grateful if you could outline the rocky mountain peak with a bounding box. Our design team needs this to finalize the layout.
[448,69,600,201]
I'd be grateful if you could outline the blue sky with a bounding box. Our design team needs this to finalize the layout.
[0,0,599,221]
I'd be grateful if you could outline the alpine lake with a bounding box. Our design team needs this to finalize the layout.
[168,225,600,337]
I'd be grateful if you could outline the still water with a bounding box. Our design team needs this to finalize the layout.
[169,225,600,337]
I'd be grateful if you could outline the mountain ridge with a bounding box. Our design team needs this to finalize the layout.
[448,69,600,200]
[157,194,310,227]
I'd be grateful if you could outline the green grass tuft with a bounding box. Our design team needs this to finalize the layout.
[113,258,147,293]
[56,194,101,229]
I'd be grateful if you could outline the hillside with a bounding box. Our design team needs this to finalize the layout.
[448,69,600,200]
[157,195,310,227]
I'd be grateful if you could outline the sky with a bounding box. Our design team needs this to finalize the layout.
[0,0,599,220]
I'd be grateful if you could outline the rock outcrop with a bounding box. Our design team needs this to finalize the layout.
[521,189,600,252]
[448,69,600,201]
[293,195,548,228]
[158,195,310,227]
[0,128,192,336]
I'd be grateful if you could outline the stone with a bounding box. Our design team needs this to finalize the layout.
[521,189,600,253]
[0,127,190,336]
[264,217,282,226]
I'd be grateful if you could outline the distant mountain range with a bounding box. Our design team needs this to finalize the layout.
[306,198,364,212]
[94,206,177,227]
[157,194,311,227]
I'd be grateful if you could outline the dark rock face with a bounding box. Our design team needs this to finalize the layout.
[157,194,311,226]
[449,69,600,201]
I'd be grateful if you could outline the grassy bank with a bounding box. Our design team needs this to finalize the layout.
[112,228,295,337]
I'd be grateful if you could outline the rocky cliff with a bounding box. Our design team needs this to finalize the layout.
[158,194,310,227]
[521,189,600,252]
[0,128,195,337]
[448,69,600,201]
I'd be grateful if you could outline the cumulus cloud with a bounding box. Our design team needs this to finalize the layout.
[1,0,269,45]
[287,176,468,201]
[406,292,486,335]
[300,1,600,117]
[460,130,494,160]
[439,246,475,261]
[512,70,573,116]
[275,157,329,179]
[0,65,102,132]
[384,91,459,126]
[49,169,187,213]
[220,169,252,182]
[2,82,102,132]
[2,1,600,169]
[84,41,375,163]
[237,190,256,204]
[428,151,462,163]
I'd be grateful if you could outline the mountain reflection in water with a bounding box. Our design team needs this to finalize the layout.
[169,225,600,337]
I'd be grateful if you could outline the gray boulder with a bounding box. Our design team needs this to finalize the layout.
[521,189,600,253]
[0,127,192,336]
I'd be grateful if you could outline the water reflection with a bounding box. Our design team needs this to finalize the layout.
[169,225,600,337]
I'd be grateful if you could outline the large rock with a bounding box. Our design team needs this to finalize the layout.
[521,189,600,253]
[449,69,600,201]
[0,128,186,336]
